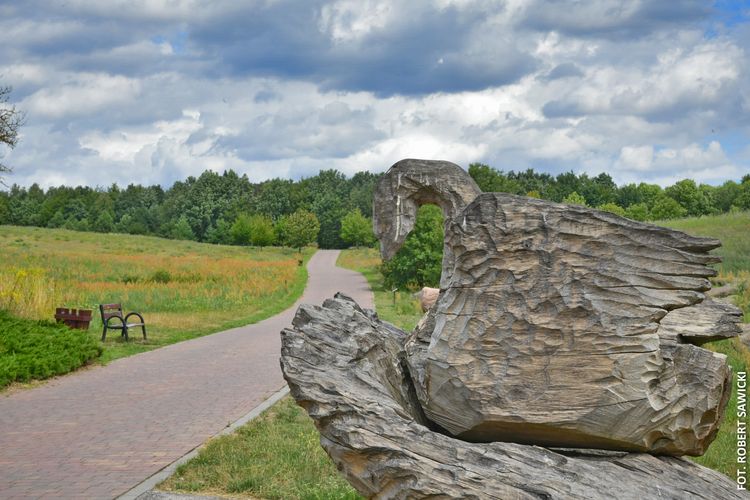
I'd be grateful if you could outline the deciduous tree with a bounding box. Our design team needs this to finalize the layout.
[340,208,375,247]
[0,86,24,183]
[279,209,320,253]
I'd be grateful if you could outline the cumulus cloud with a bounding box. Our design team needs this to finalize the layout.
[0,0,748,189]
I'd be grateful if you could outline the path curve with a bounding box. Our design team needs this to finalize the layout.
[0,250,373,500]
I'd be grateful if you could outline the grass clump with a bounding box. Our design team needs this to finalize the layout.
[0,310,102,389]
[159,396,360,499]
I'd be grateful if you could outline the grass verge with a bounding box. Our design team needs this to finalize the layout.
[0,311,102,389]
[159,396,360,499]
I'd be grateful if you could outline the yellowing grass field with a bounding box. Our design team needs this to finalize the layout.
[0,226,312,362]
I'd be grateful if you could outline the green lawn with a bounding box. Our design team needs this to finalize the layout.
[159,396,360,499]
[656,212,750,476]
[659,211,750,274]
[659,211,750,322]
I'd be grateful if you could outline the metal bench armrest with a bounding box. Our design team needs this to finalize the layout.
[124,312,145,324]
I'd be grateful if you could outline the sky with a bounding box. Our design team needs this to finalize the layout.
[0,0,749,190]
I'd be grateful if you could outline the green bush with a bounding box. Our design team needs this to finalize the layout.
[277,209,320,253]
[381,204,444,290]
[150,269,173,284]
[625,202,650,221]
[340,208,375,247]
[650,195,687,220]
[596,202,626,217]
[562,191,588,206]
[0,311,102,389]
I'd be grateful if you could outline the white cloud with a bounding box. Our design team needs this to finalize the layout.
[615,145,654,171]
[23,73,141,118]
[1,0,748,190]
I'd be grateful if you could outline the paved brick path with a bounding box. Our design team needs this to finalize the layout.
[0,250,373,500]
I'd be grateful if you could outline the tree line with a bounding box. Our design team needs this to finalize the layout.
[468,164,750,220]
[0,165,748,253]
[0,169,378,249]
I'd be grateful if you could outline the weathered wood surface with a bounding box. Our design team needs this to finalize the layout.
[369,159,742,455]
[405,192,740,455]
[373,158,481,288]
[280,294,743,499]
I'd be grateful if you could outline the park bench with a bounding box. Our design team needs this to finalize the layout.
[99,303,147,341]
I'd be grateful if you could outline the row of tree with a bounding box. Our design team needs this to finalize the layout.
[1,165,748,253]
[468,164,750,220]
[0,169,379,249]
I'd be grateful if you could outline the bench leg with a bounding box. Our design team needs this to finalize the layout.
[123,326,129,342]
[101,326,107,342]
[141,325,147,340]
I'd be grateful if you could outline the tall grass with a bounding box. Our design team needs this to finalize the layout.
[159,396,359,499]
[0,226,312,362]
[0,267,60,319]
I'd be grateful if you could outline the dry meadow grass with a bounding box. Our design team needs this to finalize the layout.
[0,225,311,361]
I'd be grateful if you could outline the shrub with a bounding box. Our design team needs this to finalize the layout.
[340,208,375,247]
[278,210,320,253]
[247,214,276,247]
[650,195,687,220]
[150,269,172,284]
[625,202,650,221]
[170,216,196,241]
[0,311,102,389]
[596,202,626,217]
[562,191,588,206]
[230,214,253,245]
[381,204,444,290]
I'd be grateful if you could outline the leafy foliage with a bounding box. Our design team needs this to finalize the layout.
[279,209,320,252]
[1,164,749,251]
[597,202,626,216]
[650,195,687,220]
[247,214,276,246]
[624,202,650,221]
[0,310,102,389]
[170,215,196,240]
[0,85,24,182]
[381,205,444,290]
[340,208,375,247]
[562,191,588,206]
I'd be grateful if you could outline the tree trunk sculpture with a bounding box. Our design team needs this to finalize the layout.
[280,159,744,498]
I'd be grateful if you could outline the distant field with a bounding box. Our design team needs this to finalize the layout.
[660,211,749,322]
[0,225,312,363]
[659,211,750,274]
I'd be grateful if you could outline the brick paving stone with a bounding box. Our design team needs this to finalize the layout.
[0,250,373,500]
